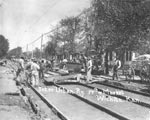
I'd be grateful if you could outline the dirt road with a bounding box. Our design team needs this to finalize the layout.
[0,66,38,120]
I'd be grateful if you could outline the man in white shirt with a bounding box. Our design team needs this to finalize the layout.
[112,57,121,80]
[30,59,40,86]
[87,57,93,83]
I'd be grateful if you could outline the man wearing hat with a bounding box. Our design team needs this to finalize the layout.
[30,59,40,86]
[14,56,25,82]
[87,56,93,83]
[112,56,121,80]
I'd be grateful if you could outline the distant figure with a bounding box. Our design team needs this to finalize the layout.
[39,59,45,80]
[87,57,93,83]
[63,58,68,63]
[46,60,52,71]
[14,56,25,82]
[62,58,68,69]
[50,58,55,70]
[25,59,32,84]
[81,54,87,72]
[30,59,40,86]
[112,57,121,80]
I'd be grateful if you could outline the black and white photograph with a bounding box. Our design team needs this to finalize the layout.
[0,0,150,120]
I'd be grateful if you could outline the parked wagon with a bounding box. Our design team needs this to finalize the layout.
[122,64,135,82]
[140,63,150,82]
[123,54,150,82]
[59,62,82,73]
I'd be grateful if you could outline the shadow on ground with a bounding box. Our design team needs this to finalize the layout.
[122,79,150,85]
[5,92,19,96]
[140,85,150,94]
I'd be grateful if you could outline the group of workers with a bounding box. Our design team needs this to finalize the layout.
[11,54,121,87]
[13,57,52,87]
[66,55,121,82]
[80,55,121,82]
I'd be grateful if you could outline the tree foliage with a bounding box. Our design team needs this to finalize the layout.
[44,16,81,59]
[59,16,81,54]
[33,47,41,58]
[44,41,57,58]
[88,0,150,74]
[0,35,9,58]
[91,0,150,53]
[8,47,22,58]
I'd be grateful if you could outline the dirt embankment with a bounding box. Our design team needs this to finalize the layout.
[0,66,42,120]
[0,93,42,120]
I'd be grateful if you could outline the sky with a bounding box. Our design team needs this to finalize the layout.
[0,0,91,51]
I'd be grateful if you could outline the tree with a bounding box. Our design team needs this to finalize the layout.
[91,0,150,74]
[33,47,41,58]
[8,47,22,58]
[0,35,9,58]
[59,16,81,56]
[91,0,150,53]
[44,41,57,59]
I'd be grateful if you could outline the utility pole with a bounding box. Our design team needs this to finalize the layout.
[41,34,43,58]
[32,44,33,58]
[26,44,28,58]
[56,25,59,60]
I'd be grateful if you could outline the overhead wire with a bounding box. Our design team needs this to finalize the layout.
[21,0,60,49]
[17,0,60,50]
[25,3,92,51]
[27,0,60,32]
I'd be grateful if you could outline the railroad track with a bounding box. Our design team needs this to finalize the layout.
[45,71,150,109]
[53,83,131,120]
[54,82,150,120]
[28,83,70,120]
[28,72,131,119]
[28,82,131,120]
[57,82,150,108]
[6,62,69,120]
[46,70,150,97]
[6,62,150,120]
[95,76,150,97]
[44,70,150,119]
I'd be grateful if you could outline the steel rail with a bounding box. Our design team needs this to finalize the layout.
[54,83,130,120]
[46,70,150,97]
[81,82,150,109]
[56,81,150,109]
[28,84,71,120]
[94,77,150,97]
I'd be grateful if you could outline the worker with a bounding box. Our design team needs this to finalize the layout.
[112,57,121,80]
[30,59,40,87]
[87,56,93,83]
[14,56,25,83]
